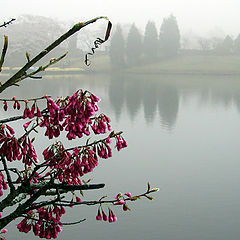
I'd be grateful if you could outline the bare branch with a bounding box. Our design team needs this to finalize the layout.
[0,18,15,28]
[29,183,105,191]
[21,214,86,225]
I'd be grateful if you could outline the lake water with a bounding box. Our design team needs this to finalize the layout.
[1,73,240,240]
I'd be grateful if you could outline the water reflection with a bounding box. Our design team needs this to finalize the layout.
[2,74,240,130]
[125,77,142,121]
[109,73,180,129]
[157,83,179,130]
[108,73,125,120]
[1,73,240,240]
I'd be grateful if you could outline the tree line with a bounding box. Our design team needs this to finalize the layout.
[109,15,181,68]
[197,34,240,54]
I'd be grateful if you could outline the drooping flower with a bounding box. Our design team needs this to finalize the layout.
[96,209,102,221]
[102,209,108,221]
[3,101,7,111]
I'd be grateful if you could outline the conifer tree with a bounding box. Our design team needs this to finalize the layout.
[143,21,158,62]
[159,15,180,57]
[109,25,125,68]
[126,24,142,66]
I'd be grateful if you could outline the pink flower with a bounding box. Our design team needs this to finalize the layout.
[115,193,122,200]
[111,210,117,222]
[1,229,7,233]
[125,192,132,198]
[123,204,130,211]
[102,209,108,221]
[108,209,117,223]
[36,107,42,117]
[90,93,100,103]
[115,135,128,151]
[3,101,7,111]
[76,196,82,203]
[6,124,15,135]
[114,199,126,205]
[96,209,102,221]
[23,107,31,119]
[23,121,32,129]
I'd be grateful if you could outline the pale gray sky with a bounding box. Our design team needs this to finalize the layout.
[2,0,240,36]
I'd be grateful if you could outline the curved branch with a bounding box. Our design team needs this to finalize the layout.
[0,16,109,93]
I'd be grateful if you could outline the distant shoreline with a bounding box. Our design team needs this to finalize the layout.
[2,54,240,77]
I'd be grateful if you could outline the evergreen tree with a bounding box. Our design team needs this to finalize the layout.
[218,35,234,54]
[159,15,180,57]
[233,34,240,54]
[126,24,142,66]
[109,25,125,68]
[143,21,158,62]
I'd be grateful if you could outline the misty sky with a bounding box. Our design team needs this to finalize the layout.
[2,0,240,37]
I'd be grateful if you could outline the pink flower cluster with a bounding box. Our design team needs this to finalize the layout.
[91,114,112,134]
[37,90,109,140]
[114,192,132,211]
[115,135,128,151]
[43,143,99,184]
[17,206,65,239]
[0,90,129,239]
[23,101,42,119]
[96,208,117,223]
[2,96,21,111]
[42,130,127,184]
[0,124,38,165]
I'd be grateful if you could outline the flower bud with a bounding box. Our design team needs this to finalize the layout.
[114,199,126,205]
[1,229,7,233]
[149,188,160,193]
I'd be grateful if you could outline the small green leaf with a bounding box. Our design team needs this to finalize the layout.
[80,190,84,197]
[26,52,31,62]
[147,182,151,192]
[149,188,160,193]
[145,195,154,200]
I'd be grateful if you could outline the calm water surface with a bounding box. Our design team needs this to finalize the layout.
[1,73,240,240]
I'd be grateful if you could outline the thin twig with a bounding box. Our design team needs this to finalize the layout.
[0,18,16,28]
[21,214,86,225]
[14,52,68,83]
[0,107,48,124]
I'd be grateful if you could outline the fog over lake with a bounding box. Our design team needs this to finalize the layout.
[1,73,240,240]
[1,1,240,239]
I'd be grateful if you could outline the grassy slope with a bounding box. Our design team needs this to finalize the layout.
[28,54,240,75]
[127,55,240,75]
